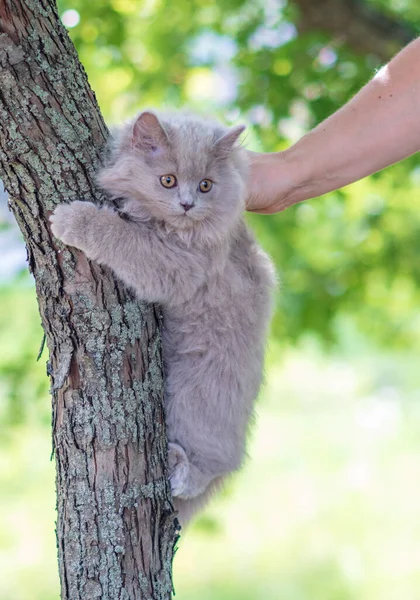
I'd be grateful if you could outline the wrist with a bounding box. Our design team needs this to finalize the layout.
[281,138,343,206]
[272,145,316,209]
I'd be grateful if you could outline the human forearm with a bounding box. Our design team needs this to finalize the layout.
[248,38,420,213]
[290,39,420,197]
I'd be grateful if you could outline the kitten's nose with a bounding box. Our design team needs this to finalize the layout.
[180,200,194,212]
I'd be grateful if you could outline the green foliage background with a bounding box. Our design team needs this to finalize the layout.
[1,0,420,598]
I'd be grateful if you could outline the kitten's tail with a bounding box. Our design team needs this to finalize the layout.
[173,476,225,530]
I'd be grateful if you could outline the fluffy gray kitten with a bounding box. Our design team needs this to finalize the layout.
[50,111,275,526]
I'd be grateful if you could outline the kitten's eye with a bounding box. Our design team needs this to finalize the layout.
[198,179,213,193]
[160,174,177,188]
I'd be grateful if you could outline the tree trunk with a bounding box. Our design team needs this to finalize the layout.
[0,2,179,599]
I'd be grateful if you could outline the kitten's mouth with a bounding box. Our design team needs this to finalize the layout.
[172,212,198,228]
[179,209,195,219]
[181,207,195,217]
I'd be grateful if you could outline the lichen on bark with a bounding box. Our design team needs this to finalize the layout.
[0,1,178,598]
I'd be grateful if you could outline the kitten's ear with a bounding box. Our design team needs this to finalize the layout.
[213,125,246,157]
[131,111,169,153]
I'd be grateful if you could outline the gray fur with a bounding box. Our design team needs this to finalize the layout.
[50,111,275,526]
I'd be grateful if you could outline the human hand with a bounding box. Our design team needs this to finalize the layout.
[246,150,299,214]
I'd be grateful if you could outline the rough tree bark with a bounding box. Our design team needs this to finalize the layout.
[0,2,179,599]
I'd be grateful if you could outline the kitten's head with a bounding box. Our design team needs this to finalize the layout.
[98,111,248,240]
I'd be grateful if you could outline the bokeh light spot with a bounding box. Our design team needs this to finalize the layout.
[61,9,80,29]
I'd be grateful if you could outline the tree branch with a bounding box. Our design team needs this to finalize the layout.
[293,0,417,61]
[0,1,178,598]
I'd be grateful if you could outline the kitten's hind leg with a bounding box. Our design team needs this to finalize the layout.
[168,442,212,499]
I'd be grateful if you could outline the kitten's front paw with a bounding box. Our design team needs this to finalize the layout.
[50,201,98,250]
